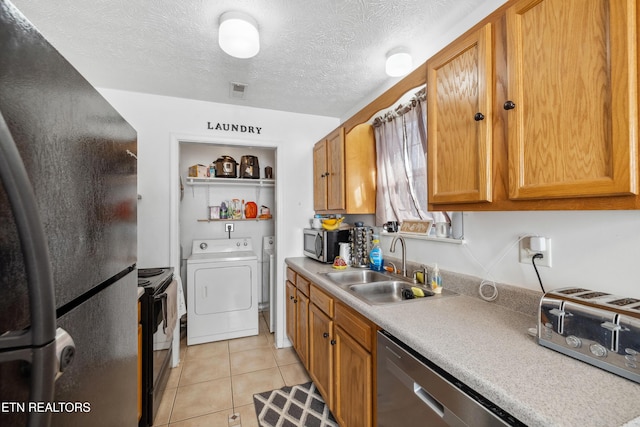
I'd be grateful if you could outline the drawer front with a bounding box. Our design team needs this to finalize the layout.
[335,302,373,352]
[310,284,334,317]
[296,274,311,296]
[286,267,296,283]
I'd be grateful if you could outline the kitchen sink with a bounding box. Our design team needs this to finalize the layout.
[323,270,389,285]
[348,281,422,304]
[323,269,457,305]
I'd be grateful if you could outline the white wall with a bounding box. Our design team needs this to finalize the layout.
[379,210,640,299]
[98,88,339,346]
[99,88,336,263]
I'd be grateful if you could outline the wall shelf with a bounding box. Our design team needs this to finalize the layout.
[197,217,273,223]
[186,177,275,187]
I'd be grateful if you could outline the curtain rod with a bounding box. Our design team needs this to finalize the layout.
[372,87,426,127]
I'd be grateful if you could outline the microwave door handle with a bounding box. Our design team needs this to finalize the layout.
[314,233,323,258]
[0,110,58,423]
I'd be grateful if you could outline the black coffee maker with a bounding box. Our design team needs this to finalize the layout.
[239,155,260,179]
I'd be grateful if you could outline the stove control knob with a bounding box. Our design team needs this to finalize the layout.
[590,344,607,358]
[566,335,582,348]
[200,243,208,250]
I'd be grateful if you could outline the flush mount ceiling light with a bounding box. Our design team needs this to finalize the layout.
[385,48,412,77]
[218,11,260,59]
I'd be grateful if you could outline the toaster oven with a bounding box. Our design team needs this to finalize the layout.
[538,287,640,384]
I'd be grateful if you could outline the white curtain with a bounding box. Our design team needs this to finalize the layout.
[374,88,431,226]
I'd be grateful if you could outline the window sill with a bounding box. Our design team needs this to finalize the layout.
[381,231,465,245]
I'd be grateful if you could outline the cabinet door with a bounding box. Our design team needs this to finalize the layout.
[326,128,346,210]
[506,0,638,199]
[345,124,376,213]
[333,325,373,427]
[427,23,493,204]
[313,140,328,211]
[309,303,333,408]
[296,292,310,369]
[285,280,297,348]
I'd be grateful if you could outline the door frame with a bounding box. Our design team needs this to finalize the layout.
[169,133,288,349]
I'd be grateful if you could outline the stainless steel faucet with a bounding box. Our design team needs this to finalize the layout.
[389,235,407,278]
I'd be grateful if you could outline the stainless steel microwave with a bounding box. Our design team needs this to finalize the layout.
[303,228,350,263]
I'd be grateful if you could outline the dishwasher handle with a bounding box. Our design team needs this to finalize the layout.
[414,382,445,418]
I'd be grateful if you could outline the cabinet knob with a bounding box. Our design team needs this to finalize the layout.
[323,332,329,338]
[474,112,485,121]
[330,339,336,345]
[289,295,294,300]
[503,100,516,110]
[293,299,297,303]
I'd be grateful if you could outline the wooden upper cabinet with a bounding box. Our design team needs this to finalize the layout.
[326,128,346,210]
[313,139,329,211]
[313,125,376,213]
[313,128,345,211]
[505,0,638,200]
[427,23,493,204]
[344,124,376,214]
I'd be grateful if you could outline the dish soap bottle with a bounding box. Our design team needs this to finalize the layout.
[430,264,442,293]
[369,236,383,271]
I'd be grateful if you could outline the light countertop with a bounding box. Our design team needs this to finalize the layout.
[285,257,640,427]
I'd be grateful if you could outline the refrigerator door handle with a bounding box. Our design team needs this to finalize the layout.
[0,110,57,348]
[0,110,58,419]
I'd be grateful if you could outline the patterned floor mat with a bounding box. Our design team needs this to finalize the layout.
[253,381,338,427]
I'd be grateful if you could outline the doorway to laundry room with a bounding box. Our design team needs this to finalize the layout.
[177,141,278,343]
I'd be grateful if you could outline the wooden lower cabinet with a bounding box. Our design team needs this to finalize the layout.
[333,324,373,427]
[286,269,376,427]
[287,268,311,368]
[296,292,310,368]
[308,302,334,409]
[285,280,297,348]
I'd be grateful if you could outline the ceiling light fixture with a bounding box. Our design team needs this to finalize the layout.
[218,11,260,59]
[385,48,412,77]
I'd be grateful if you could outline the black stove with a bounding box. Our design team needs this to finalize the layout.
[137,267,175,427]
[138,267,173,294]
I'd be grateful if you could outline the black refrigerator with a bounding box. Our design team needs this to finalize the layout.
[0,1,139,426]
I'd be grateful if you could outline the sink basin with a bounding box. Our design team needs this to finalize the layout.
[324,270,389,285]
[323,269,457,305]
[347,281,432,305]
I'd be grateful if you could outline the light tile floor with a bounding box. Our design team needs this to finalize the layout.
[153,311,309,427]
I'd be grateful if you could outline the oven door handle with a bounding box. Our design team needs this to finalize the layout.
[155,292,169,332]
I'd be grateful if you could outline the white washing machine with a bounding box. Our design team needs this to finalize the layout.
[187,238,258,345]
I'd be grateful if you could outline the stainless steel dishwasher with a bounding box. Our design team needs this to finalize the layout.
[377,331,526,427]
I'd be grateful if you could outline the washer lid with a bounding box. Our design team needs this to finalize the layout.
[187,251,257,263]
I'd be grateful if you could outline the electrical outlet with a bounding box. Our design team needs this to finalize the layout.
[519,236,552,267]
[225,223,234,232]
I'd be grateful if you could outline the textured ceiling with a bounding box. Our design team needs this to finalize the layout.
[10,0,496,118]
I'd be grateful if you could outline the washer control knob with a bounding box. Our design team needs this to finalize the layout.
[565,335,582,348]
[200,242,208,250]
[590,344,607,358]
[244,241,248,246]
[236,242,241,247]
